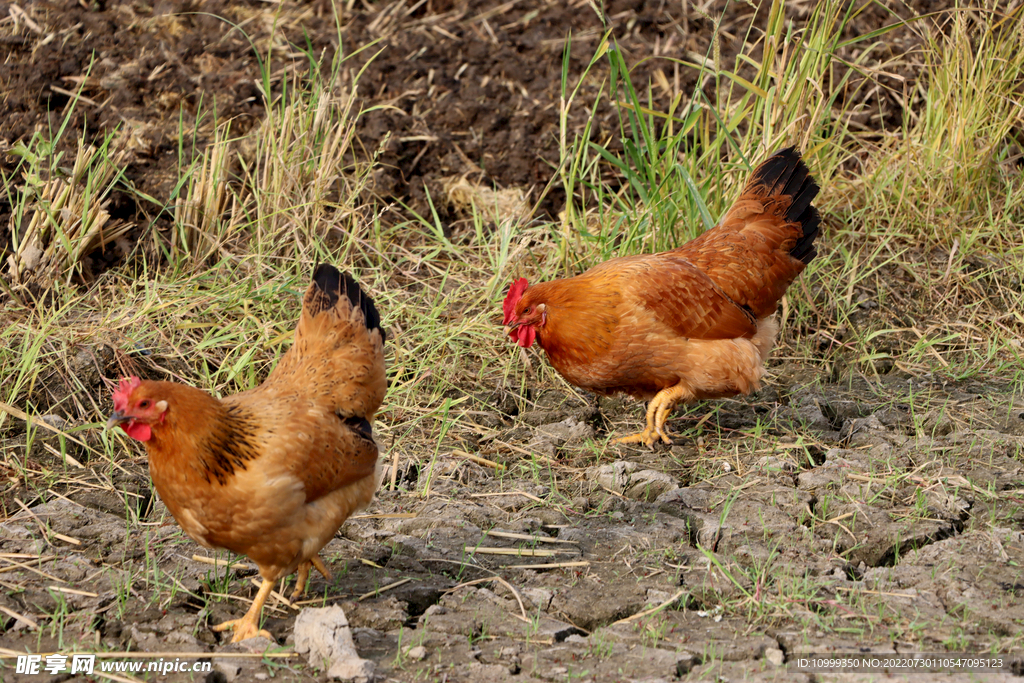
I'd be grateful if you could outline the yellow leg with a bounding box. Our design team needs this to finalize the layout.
[212,579,276,643]
[292,563,311,600]
[612,399,660,446]
[290,555,333,601]
[312,555,333,581]
[612,385,693,447]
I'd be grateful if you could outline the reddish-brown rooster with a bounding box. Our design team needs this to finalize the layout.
[108,264,386,642]
[503,147,820,446]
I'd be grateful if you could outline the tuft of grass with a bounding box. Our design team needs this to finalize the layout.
[6,128,132,291]
[849,5,1024,250]
[169,117,240,266]
[547,0,900,276]
[161,45,386,274]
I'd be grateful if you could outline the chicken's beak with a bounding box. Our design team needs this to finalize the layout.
[106,411,131,430]
[504,321,520,335]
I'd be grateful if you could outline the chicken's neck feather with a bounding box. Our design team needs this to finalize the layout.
[529,277,619,367]
[145,384,262,487]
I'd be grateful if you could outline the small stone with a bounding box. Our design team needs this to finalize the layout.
[534,417,594,446]
[293,606,375,681]
[38,414,69,430]
[405,645,427,661]
[765,647,784,666]
[520,410,566,426]
[422,604,446,617]
[756,455,797,472]
[475,411,503,428]
[646,589,683,608]
[19,244,43,271]
[521,587,554,610]
[214,660,241,682]
[593,460,636,491]
[624,470,678,501]
[590,461,679,501]
[36,414,70,443]
[856,293,878,309]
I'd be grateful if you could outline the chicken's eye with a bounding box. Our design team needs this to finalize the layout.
[524,306,532,314]
[138,400,151,409]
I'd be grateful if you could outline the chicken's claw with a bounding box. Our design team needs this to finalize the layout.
[290,555,333,601]
[612,410,672,446]
[612,426,673,447]
[212,578,276,643]
[612,430,650,446]
[212,617,276,644]
[613,385,691,447]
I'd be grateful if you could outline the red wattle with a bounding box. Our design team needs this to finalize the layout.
[516,325,536,348]
[123,420,152,441]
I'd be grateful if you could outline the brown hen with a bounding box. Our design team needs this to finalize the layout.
[108,264,386,642]
[503,147,820,446]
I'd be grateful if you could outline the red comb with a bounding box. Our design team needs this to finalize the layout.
[112,377,142,412]
[503,278,529,325]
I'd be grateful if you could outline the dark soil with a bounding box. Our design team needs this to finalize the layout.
[1,0,949,259]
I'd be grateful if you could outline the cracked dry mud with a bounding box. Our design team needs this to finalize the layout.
[3,367,1024,682]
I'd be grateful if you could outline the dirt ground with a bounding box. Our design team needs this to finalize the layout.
[4,371,1024,682]
[2,0,1024,682]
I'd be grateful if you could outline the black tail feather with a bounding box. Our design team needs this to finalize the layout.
[750,146,801,197]
[312,264,386,342]
[750,147,821,266]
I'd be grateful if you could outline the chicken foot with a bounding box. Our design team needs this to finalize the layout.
[211,556,333,642]
[613,385,693,447]
[291,555,333,600]
[212,579,277,643]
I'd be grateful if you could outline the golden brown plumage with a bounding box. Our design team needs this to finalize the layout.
[108,264,386,642]
[503,147,820,446]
